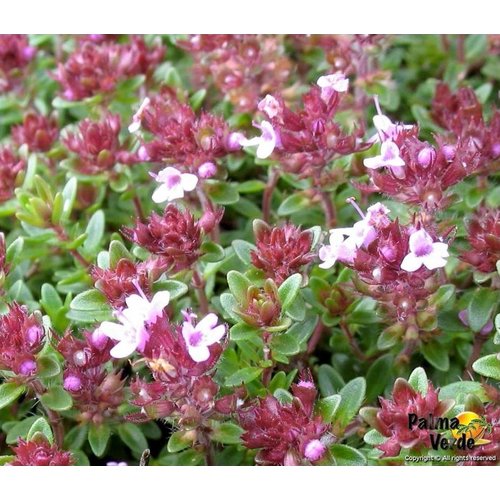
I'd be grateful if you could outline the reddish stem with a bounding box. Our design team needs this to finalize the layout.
[307,320,325,355]
[464,333,488,380]
[192,269,209,315]
[262,169,279,224]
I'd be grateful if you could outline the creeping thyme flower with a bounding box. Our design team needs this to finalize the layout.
[122,204,203,272]
[0,303,44,377]
[316,72,349,102]
[12,111,59,152]
[318,230,357,269]
[238,372,331,465]
[361,379,454,458]
[63,113,137,174]
[258,94,282,119]
[0,35,36,91]
[151,166,198,203]
[0,146,25,202]
[10,438,74,466]
[96,289,170,358]
[128,96,151,133]
[239,120,279,159]
[251,221,314,285]
[181,312,226,362]
[461,206,500,273]
[400,229,449,272]
[364,140,406,178]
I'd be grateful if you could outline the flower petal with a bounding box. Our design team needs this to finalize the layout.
[204,324,226,345]
[188,344,211,363]
[401,253,423,272]
[196,313,219,333]
[110,340,138,359]
[180,173,198,192]
[422,253,447,270]
[151,184,170,203]
[97,322,126,341]
[363,155,384,169]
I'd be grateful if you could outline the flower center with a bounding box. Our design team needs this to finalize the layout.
[414,241,433,257]
[188,330,203,347]
[166,174,181,189]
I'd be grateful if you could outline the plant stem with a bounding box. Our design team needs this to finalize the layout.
[457,35,465,63]
[132,194,145,221]
[318,190,336,228]
[192,269,209,315]
[53,225,91,268]
[307,320,325,355]
[464,333,488,380]
[31,380,65,447]
[262,169,279,224]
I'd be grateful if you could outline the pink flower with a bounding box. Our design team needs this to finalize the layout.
[97,290,170,358]
[318,230,357,269]
[400,229,449,272]
[182,312,226,362]
[197,161,217,179]
[363,140,406,178]
[239,121,278,159]
[303,439,327,462]
[128,97,151,133]
[151,166,198,203]
[370,97,413,142]
[258,94,281,119]
[317,72,349,102]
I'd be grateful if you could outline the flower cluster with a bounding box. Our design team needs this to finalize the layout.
[0,303,44,377]
[238,372,331,465]
[251,220,314,285]
[0,35,36,92]
[12,111,59,152]
[63,113,138,174]
[9,438,73,466]
[178,35,292,112]
[0,146,25,202]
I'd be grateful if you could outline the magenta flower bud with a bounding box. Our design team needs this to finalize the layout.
[19,359,37,376]
[91,328,109,350]
[303,439,326,462]
[491,143,500,159]
[72,349,89,367]
[226,132,245,151]
[137,146,150,161]
[26,325,43,345]
[417,147,435,168]
[442,144,456,161]
[63,375,82,392]
[312,119,325,136]
[197,161,217,179]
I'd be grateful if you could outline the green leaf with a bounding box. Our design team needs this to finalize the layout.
[330,444,367,466]
[5,416,39,444]
[40,386,73,411]
[431,284,456,308]
[408,367,428,395]
[40,283,63,320]
[363,429,386,446]
[27,417,53,445]
[88,425,111,457]
[118,423,149,456]
[421,341,450,372]
[70,289,108,311]
[467,288,497,332]
[439,381,486,402]
[200,241,225,263]
[153,279,188,300]
[189,88,207,110]
[472,354,500,381]
[230,323,260,341]
[227,271,251,302]
[167,430,192,453]
[271,331,300,357]
[274,388,293,404]
[64,424,88,450]
[317,365,344,397]
[83,210,105,255]
[277,193,310,216]
[465,34,487,61]
[0,456,14,465]
[109,240,133,267]
[317,394,341,422]
[36,354,62,379]
[0,382,26,410]
[237,180,266,193]
[334,377,366,428]
[211,423,243,445]
[365,354,393,402]
[278,274,302,312]
[206,181,240,205]
[231,240,256,266]
[224,367,263,387]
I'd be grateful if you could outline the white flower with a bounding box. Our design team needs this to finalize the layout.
[400,229,449,272]
[182,312,226,362]
[318,230,357,269]
[96,290,170,359]
[317,72,349,102]
[128,97,151,134]
[257,94,281,119]
[363,140,406,178]
[239,121,278,159]
[151,166,198,203]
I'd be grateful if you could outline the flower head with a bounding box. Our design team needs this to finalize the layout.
[12,112,59,152]
[400,229,449,272]
[10,438,73,466]
[0,146,25,202]
[239,121,279,159]
[317,72,349,102]
[251,221,314,285]
[96,290,170,358]
[151,166,198,203]
[182,312,226,362]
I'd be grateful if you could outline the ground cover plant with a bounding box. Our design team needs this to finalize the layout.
[0,34,498,466]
